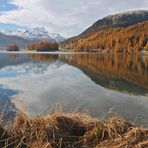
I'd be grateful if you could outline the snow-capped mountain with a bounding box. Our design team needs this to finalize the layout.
[3,27,65,42]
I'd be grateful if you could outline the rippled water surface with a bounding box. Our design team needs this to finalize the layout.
[0,52,148,126]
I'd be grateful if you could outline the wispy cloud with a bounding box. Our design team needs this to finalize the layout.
[0,0,148,37]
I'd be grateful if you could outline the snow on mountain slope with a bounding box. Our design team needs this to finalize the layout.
[4,27,65,42]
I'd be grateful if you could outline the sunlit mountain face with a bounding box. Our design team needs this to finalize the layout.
[0,53,148,126]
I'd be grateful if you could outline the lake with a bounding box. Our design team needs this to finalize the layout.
[0,52,148,126]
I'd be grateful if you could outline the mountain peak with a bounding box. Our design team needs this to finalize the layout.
[105,10,148,18]
[32,27,48,33]
[3,27,65,42]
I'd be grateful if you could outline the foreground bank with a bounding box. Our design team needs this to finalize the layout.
[0,113,148,148]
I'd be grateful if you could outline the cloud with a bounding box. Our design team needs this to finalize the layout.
[0,0,148,37]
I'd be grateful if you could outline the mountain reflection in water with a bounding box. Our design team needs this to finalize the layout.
[0,52,148,126]
[59,54,148,95]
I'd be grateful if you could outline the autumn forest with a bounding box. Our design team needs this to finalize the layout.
[61,21,148,53]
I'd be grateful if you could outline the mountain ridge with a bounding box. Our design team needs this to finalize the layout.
[0,27,65,50]
[0,32,38,50]
[3,27,65,42]
[82,10,148,35]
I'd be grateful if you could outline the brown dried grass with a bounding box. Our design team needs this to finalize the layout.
[0,113,147,148]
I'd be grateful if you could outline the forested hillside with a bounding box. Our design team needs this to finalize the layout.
[61,21,148,53]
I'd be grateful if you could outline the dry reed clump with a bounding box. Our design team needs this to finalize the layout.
[82,117,134,147]
[6,113,98,147]
[0,113,148,148]
[96,128,148,147]
[107,117,133,136]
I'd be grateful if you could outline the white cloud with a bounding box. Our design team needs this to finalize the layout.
[0,0,148,37]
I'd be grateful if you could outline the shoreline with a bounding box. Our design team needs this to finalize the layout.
[0,50,86,55]
[0,50,148,56]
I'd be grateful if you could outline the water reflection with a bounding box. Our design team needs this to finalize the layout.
[60,54,148,95]
[0,52,148,126]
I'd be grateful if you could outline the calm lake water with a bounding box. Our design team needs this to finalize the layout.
[0,52,148,126]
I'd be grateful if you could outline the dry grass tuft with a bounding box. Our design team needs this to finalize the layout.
[107,117,133,137]
[0,112,148,148]
[97,128,148,147]
[6,113,98,147]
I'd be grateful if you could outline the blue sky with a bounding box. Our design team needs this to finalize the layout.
[0,0,148,37]
[0,0,23,30]
[0,0,15,11]
[0,23,26,31]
